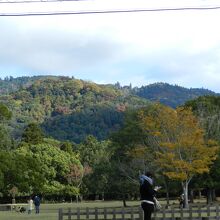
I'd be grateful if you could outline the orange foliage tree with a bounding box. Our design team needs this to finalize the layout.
[138,104,219,207]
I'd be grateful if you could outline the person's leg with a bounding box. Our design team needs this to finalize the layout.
[141,203,154,220]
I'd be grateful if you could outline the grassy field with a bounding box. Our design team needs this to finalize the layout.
[0,199,210,220]
[0,201,140,220]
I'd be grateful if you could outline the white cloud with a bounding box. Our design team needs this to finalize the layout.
[1,0,220,92]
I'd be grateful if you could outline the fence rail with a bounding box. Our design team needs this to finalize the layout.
[58,204,220,220]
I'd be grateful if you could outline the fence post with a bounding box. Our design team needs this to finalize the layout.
[77,207,80,220]
[180,207,183,220]
[162,206,166,220]
[130,206,134,220]
[207,205,210,218]
[198,203,202,220]
[68,208,71,220]
[139,206,143,220]
[171,206,175,220]
[121,207,125,220]
[58,208,63,220]
[95,207,98,220]
[189,205,193,220]
[113,207,116,220]
[216,204,220,220]
[104,207,107,220]
[86,207,89,220]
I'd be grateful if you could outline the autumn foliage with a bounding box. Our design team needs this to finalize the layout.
[136,104,219,207]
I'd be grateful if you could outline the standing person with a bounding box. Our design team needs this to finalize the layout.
[140,172,160,220]
[33,195,41,214]
[179,194,184,208]
[27,197,33,214]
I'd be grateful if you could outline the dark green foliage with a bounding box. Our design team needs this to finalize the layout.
[0,150,45,194]
[60,141,73,154]
[184,95,220,141]
[134,82,218,108]
[22,123,44,144]
[0,103,12,121]
[0,103,13,150]
[184,96,220,202]
[76,136,113,195]
[42,106,124,143]
[0,126,14,150]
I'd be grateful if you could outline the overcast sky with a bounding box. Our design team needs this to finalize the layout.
[1,0,220,92]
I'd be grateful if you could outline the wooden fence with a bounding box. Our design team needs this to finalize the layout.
[58,204,220,220]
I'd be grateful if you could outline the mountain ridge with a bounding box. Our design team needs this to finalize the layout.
[0,75,219,143]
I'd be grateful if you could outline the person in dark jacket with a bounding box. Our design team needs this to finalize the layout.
[140,172,160,220]
[33,195,41,214]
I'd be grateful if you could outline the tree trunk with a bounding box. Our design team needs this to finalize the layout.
[182,182,189,208]
[76,195,79,203]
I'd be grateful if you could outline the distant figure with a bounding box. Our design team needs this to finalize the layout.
[28,197,33,214]
[33,195,41,214]
[140,171,160,220]
[179,194,184,208]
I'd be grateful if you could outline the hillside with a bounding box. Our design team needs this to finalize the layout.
[133,82,218,108]
[0,76,219,143]
[0,75,57,94]
[0,76,149,143]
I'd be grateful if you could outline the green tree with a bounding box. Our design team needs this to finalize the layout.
[0,103,12,121]
[184,96,220,203]
[184,95,220,142]
[0,103,13,150]
[17,139,82,196]
[0,150,44,196]
[22,123,44,144]
[76,136,113,198]
[60,141,73,154]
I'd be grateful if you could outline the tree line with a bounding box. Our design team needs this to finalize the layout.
[1,95,220,208]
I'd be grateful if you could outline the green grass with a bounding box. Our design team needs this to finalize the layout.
[0,199,212,220]
[0,201,140,220]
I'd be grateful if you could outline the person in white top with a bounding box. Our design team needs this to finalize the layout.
[28,197,33,214]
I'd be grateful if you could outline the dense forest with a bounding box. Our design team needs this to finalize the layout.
[134,82,217,108]
[0,75,220,206]
[0,76,218,143]
[0,76,150,143]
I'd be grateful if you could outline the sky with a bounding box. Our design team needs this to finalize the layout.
[1,0,220,92]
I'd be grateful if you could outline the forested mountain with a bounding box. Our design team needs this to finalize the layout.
[0,76,218,143]
[133,82,218,108]
[0,76,149,143]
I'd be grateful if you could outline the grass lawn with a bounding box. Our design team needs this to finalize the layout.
[0,201,140,220]
[0,199,210,220]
